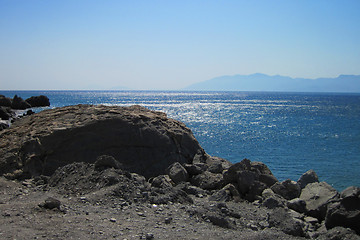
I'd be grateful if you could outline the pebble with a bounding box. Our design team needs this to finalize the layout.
[145,233,154,239]
[110,218,117,222]
[137,212,146,217]
[164,217,172,224]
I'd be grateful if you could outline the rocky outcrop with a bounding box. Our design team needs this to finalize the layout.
[0,95,51,130]
[0,95,12,107]
[0,104,205,179]
[0,106,11,120]
[11,95,31,110]
[325,186,360,234]
[297,169,319,189]
[0,94,50,109]
[271,179,301,200]
[25,95,50,107]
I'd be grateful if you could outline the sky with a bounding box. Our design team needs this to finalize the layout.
[1,0,360,90]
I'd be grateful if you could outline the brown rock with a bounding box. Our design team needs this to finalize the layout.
[0,105,205,179]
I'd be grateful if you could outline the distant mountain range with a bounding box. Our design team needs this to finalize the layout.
[184,73,360,93]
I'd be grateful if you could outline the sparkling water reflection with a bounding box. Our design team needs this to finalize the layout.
[1,90,359,190]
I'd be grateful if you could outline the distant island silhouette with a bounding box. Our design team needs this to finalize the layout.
[184,73,360,93]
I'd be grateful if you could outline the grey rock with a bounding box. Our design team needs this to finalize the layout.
[287,198,307,213]
[151,175,174,188]
[236,170,257,194]
[149,185,193,204]
[246,180,267,202]
[94,155,122,171]
[271,179,301,200]
[299,182,339,221]
[191,171,224,190]
[183,163,207,176]
[258,174,278,187]
[209,189,231,202]
[262,188,276,199]
[178,182,206,196]
[267,207,306,237]
[297,169,319,189]
[325,186,360,234]
[262,196,286,209]
[209,184,241,202]
[223,158,252,183]
[206,156,232,173]
[39,197,61,210]
[316,226,360,240]
[250,161,274,175]
[222,183,241,201]
[206,213,235,229]
[341,185,360,209]
[166,162,189,184]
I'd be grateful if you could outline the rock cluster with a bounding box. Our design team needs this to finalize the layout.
[0,94,50,130]
[0,94,50,110]
[0,104,359,239]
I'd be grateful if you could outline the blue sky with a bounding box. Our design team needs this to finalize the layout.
[1,0,359,90]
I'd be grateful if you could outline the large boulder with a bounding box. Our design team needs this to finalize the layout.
[0,95,12,107]
[271,179,301,200]
[0,106,11,120]
[166,162,189,184]
[222,158,278,201]
[11,95,31,109]
[325,186,360,234]
[299,182,339,221]
[297,169,319,189]
[0,105,206,179]
[191,171,225,190]
[25,95,50,107]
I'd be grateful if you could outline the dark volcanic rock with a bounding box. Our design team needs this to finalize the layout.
[316,226,360,240]
[191,171,224,190]
[151,175,174,188]
[11,95,31,110]
[0,95,12,107]
[297,169,319,189]
[325,186,360,234]
[206,156,232,174]
[25,95,50,107]
[287,198,307,213]
[267,207,306,237]
[0,106,11,120]
[94,155,123,171]
[271,179,301,200]
[166,162,189,184]
[0,122,9,130]
[0,105,205,179]
[39,197,61,210]
[184,163,207,176]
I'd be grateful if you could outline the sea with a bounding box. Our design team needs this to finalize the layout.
[1,90,359,191]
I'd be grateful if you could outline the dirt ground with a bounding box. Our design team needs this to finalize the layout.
[0,176,308,240]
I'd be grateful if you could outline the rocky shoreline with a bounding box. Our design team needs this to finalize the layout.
[0,94,50,130]
[0,104,359,239]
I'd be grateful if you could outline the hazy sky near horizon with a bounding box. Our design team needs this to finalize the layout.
[1,0,360,90]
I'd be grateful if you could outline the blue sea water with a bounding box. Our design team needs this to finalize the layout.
[1,90,360,191]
